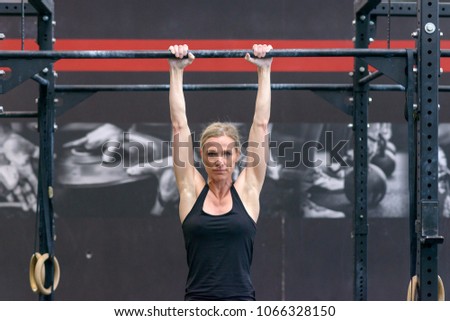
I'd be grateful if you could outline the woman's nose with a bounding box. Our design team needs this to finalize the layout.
[215,156,225,166]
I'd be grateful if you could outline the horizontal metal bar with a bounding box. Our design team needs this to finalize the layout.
[1,83,407,119]
[13,82,450,119]
[0,48,413,59]
[0,3,38,16]
[55,83,405,92]
[0,111,38,118]
[370,84,404,92]
[372,2,450,17]
[3,49,450,60]
[372,2,417,17]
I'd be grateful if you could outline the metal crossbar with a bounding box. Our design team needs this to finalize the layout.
[53,83,405,92]
[0,48,414,59]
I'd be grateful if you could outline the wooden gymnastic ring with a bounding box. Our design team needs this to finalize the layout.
[406,275,418,301]
[407,275,445,301]
[34,253,60,295]
[438,275,445,301]
[29,252,41,293]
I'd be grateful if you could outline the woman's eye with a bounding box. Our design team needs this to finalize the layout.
[207,152,217,157]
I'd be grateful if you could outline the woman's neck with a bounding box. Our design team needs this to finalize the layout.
[207,179,232,199]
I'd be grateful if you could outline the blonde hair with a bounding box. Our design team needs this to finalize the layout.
[200,122,241,150]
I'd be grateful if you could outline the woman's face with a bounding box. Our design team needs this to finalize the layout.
[202,135,240,181]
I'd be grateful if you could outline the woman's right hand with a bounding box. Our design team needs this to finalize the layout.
[168,44,195,70]
[245,44,273,70]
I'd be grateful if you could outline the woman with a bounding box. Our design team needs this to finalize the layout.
[168,44,272,300]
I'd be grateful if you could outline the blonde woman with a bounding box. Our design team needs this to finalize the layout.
[168,44,272,300]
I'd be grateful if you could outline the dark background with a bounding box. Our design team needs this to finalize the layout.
[1,0,450,300]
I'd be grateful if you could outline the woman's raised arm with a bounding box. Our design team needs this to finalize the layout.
[168,44,205,222]
[236,44,273,222]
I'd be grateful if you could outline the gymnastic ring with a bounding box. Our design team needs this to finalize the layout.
[438,276,445,300]
[29,252,41,293]
[407,275,445,301]
[34,253,60,295]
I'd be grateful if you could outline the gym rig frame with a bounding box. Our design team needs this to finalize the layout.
[0,0,447,300]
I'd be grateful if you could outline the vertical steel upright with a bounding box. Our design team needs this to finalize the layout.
[30,0,57,301]
[414,0,443,300]
[352,0,380,301]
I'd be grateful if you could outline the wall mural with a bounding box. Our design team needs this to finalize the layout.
[2,121,449,219]
[1,121,449,300]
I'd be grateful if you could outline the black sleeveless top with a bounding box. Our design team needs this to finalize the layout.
[181,184,257,300]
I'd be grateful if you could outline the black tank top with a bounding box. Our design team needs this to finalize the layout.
[182,184,257,300]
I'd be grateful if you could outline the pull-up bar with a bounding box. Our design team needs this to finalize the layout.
[0,48,413,59]
[53,83,405,92]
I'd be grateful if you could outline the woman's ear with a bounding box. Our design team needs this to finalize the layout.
[235,147,243,164]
